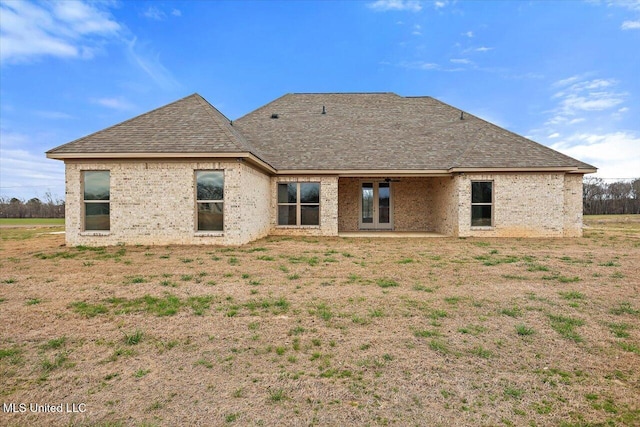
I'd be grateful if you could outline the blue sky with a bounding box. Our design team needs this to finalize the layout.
[1,0,639,200]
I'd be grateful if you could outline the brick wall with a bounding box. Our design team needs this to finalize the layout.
[64,163,584,246]
[393,178,432,231]
[563,174,583,237]
[337,178,359,232]
[455,173,583,237]
[431,177,458,235]
[64,160,270,246]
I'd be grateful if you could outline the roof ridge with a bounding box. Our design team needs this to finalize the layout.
[234,93,292,122]
[417,97,491,168]
[193,95,275,168]
[47,93,202,154]
[234,92,403,124]
[449,120,493,168]
[289,92,399,95]
[429,97,596,170]
[193,95,243,149]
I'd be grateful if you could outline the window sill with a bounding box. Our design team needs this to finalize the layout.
[194,232,224,237]
[470,226,494,230]
[276,225,321,229]
[80,231,110,236]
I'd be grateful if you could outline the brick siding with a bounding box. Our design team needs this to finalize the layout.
[64,162,583,246]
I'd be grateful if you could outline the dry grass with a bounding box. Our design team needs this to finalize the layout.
[0,216,639,426]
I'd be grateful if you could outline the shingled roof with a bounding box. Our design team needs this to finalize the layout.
[47,94,265,158]
[234,93,595,172]
[48,92,595,173]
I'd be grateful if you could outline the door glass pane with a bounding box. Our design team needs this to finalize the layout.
[378,183,390,224]
[362,183,373,224]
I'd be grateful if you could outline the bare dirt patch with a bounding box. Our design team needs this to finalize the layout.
[1,217,639,426]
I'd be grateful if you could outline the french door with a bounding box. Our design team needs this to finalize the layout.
[360,182,393,230]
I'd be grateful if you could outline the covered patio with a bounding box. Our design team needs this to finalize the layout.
[337,176,457,235]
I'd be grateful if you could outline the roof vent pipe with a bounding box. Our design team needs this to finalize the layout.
[460,111,464,120]
[322,105,326,114]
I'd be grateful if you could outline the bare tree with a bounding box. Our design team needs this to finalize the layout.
[583,177,640,215]
[0,195,65,218]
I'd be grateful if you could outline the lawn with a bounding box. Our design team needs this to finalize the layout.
[0,218,65,226]
[0,216,638,426]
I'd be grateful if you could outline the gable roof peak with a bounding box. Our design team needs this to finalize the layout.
[46,92,264,158]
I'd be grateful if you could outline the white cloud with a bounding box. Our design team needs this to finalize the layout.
[618,107,629,113]
[503,71,545,80]
[51,2,119,35]
[450,58,472,65]
[0,130,64,199]
[396,60,467,72]
[434,1,447,9]
[607,0,640,12]
[172,9,182,17]
[125,37,180,90]
[561,94,624,111]
[0,129,30,148]
[601,1,640,30]
[552,74,583,88]
[143,6,166,21]
[462,31,474,37]
[551,132,640,178]
[621,20,640,29]
[367,0,422,12]
[0,1,120,64]
[399,61,440,70]
[34,110,74,120]
[548,132,560,138]
[91,97,136,111]
[548,77,627,124]
[475,46,494,52]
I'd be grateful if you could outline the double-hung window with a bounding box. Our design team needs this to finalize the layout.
[196,171,224,231]
[471,181,493,227]
[83,171,110,231]
[277,182,320,226]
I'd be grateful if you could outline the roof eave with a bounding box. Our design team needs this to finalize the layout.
[276,169,451,176]
[448,166,597,174]
[46,151,276,174]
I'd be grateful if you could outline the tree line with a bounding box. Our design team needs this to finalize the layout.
[1,178,638,218]
[0,193,65,218]
[583,178,640,215]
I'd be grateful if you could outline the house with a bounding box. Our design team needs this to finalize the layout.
[46,93,596,246]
